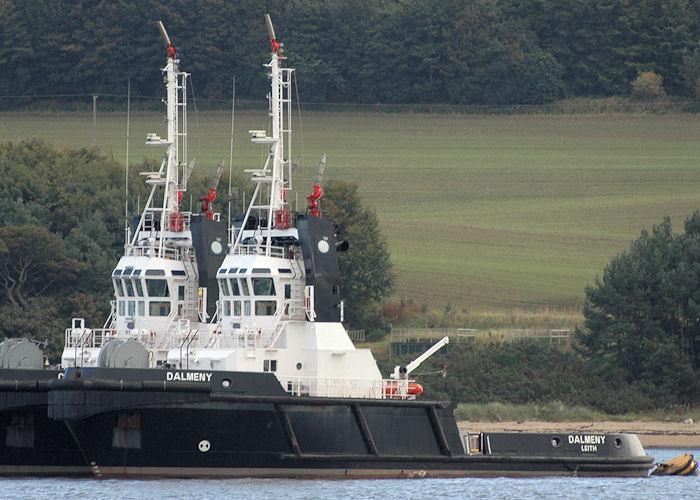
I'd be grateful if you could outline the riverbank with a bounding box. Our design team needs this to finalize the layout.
[458,420,700,448]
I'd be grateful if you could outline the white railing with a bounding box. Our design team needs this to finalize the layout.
[64,327,110,349]
[126,245,183,260]
[234,244,287,258]
[137,210,192,233]
[285,376,419,400]
[64,325,158,350]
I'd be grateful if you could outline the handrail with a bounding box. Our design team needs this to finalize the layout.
[284,376,418,400]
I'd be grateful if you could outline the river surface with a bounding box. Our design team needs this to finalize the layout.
[0,448,696,500]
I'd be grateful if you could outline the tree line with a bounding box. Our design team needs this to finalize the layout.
[1,0,699,107]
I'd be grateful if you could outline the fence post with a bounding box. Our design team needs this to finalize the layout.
[92,94,98,144]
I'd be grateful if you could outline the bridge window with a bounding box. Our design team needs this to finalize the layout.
[114,279,124,297]
[223,301,231,316]
[230,279,240,296]
[240,279,250,296]
[128,301,135,316]
[149,301,171,316]
[133,279,144,297]
[252,277,275,296]
[118,300,125,315]
[146,279,169,297]
[124,279,135,297]
[284,284,291,299]
[233,300,241,316]
[243,300,251,316]
[255,300,276,316]
[145,269,165,276]
[220,278,230,296]
[178,286,185,301]
[263,359,277,372]
[138,301,145,316]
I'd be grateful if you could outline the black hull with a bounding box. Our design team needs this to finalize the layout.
[48,368,653,478]
[0,369,88,476]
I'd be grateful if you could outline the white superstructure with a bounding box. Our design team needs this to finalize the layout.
[162,16,433,400]
[62,23,225,368]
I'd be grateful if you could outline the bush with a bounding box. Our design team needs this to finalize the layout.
[365,329,387,343]
[630,71,665,100]
[376,340,660,414]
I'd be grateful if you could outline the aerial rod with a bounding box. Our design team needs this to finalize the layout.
[157,20,176,58]
[264,13,281,53]
[157,21,171,45]
[264,14,275,41]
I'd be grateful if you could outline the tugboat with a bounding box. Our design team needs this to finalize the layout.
[60,20,227,370]
[48,15,654,478]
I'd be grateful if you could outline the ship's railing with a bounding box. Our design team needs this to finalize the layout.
[138,210,192,233]
[285,376,418,400]
[102,301,117,330]
[233,244,287,258]
[163,321,224,351]
[187,328,268,350]
[126,245,183,260]
[65,325,159,350]
[64,325,110,349]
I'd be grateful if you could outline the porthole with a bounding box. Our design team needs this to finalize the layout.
[296,362,302,370]
[614,438,622,448]
[222,379,231,388]
[550,437,561,448]
[198,440,211,452]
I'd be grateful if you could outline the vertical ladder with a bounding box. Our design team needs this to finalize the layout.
[289,254,305,319]
[181,248,198,321]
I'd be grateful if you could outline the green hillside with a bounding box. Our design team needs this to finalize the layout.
[2,111,699,309]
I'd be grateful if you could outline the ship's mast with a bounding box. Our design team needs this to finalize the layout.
[234,14,293,256]
[128,21,190,258]
[267,13,286,213]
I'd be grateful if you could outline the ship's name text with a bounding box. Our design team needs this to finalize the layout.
[166,371,212,382]
[568,434,605,452]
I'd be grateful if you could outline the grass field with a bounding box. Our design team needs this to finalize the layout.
[2,110,699,313]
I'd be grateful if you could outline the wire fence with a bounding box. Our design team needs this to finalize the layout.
[389,327,571,357]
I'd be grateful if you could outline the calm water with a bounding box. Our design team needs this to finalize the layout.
[0,448,696,500]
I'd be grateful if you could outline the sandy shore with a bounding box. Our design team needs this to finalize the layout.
[458,420,700,448]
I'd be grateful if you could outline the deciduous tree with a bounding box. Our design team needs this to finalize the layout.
[322,180,395,328]
[0,225,82,308]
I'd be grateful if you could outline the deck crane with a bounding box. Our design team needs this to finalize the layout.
[307,153,326,216]
[200,157,224,219]
[390,336,450,380]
